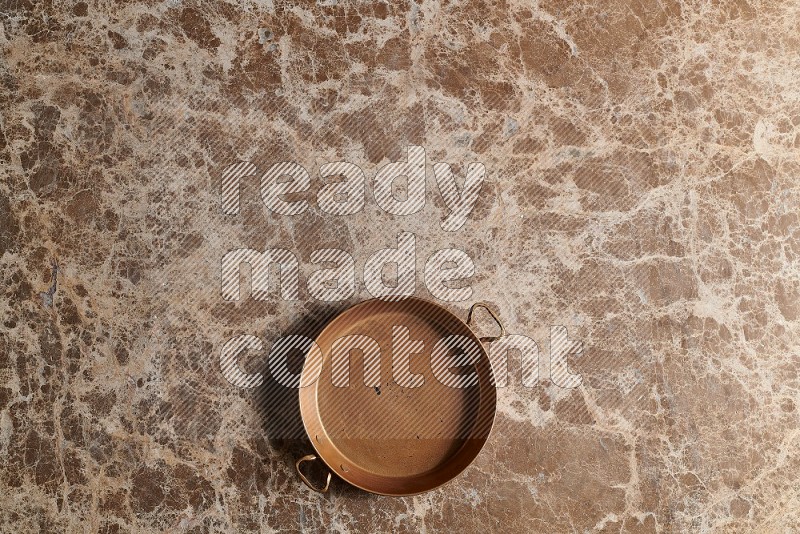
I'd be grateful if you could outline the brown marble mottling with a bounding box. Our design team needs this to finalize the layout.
[2,1,799,532]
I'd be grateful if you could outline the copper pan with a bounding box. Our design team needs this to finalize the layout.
[295,297,504,496]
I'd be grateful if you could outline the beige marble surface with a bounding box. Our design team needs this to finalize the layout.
[1,1,799,532]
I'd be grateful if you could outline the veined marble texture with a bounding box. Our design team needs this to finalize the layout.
[1,0,799,532]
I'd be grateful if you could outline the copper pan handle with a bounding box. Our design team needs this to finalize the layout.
[295,454,332,493]
[467,302,506,343]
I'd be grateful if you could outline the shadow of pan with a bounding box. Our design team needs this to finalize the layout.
[247,301,350,495]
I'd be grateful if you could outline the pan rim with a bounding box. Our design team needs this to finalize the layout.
[297,296,498,496]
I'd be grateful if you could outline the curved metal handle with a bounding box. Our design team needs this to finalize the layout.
[295,454,331,493]
[467,302,506,343]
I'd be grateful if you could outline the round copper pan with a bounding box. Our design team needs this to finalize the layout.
[296,297,501,496]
